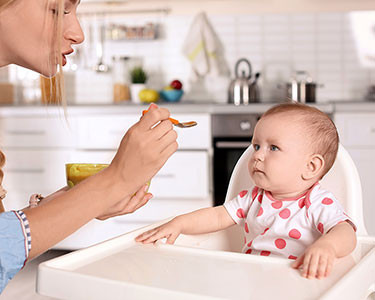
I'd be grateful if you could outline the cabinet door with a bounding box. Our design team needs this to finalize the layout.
[346,148,375,235]
[70,150,210,199]
[2,150,72,209]
[75,114,211,150]
[0,116,75,148]
[152,151,209,199]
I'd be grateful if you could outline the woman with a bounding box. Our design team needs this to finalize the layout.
[0,0,178,292]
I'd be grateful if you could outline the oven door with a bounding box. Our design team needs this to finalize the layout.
[213,137,252,206]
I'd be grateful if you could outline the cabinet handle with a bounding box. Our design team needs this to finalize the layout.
[215,141,251,149]
[6,130,46,136]
[109,130,126,135]
[154,174,176,179]
[5,168,44,174]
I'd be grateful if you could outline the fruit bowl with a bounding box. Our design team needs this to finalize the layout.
[160,89,184,102]
[66,163,109,188]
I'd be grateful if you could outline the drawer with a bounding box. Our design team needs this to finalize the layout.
[75,114,211,150]
[151,151,209,199]
[2,149,71,192]
[335,113,375,147]
[172,114,210,149]
[76,115,139,149]
[2,191,31,211]
[68,150,209,199]
[0,116,76,148]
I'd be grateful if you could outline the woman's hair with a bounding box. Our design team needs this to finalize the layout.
[261,101,339,177]
[1,0,66,105]
[41,0,66,106]
[0,0,66,210]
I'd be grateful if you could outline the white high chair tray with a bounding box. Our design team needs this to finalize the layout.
[37,225,375,300]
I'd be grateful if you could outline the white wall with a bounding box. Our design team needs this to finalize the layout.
[67,5,375,104]
[80,0,375,15]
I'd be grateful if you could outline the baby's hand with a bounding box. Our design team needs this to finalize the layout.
[135,218,182,244]
[292,240,336,279]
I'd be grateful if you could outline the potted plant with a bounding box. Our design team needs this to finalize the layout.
[130,66,148,103]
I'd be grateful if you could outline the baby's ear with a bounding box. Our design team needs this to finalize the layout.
[302,154,324,180]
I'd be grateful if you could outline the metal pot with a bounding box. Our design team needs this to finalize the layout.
[228,58,252,105]
[286,71,321,103]
[287,82,317,103]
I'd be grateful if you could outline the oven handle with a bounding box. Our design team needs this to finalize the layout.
[215,141,251,149]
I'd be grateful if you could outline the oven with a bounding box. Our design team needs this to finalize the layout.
[212,114,260,206]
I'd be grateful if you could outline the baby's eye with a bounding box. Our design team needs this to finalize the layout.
[270,145,279,151]
[253,144,260,151]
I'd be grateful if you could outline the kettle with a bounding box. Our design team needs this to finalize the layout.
[228,58,252,105]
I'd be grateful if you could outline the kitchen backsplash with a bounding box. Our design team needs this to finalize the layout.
[9,10,375,104]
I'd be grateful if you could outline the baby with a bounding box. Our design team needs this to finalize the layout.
[136,102,357,280]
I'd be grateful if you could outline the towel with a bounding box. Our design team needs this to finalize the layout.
[182,12,229,79]
[349,11,375,68]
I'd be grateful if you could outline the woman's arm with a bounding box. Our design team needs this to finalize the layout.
[25,105,178,259]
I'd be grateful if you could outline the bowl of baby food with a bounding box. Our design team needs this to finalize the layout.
[66,163,109,188]
[65,163,151,193]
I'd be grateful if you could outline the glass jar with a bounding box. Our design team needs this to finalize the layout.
[112,56,130,103]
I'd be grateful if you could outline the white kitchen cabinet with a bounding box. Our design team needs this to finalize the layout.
[0,116,76,148]
[335,113,375,235]
[0,109,212,249]
[76,113,210,150]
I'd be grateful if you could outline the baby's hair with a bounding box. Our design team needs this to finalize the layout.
[261,101,339,177]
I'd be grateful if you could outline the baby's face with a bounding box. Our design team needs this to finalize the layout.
[248,113,312,197]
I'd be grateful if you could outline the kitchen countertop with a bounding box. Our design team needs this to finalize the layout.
[0,101,374,116]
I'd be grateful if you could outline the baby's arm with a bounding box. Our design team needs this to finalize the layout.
[292,221,356,279]
[135,205,235,244]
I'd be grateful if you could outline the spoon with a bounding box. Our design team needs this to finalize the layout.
[142,110,197,128]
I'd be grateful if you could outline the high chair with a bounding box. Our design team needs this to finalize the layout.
[37,145,375,300]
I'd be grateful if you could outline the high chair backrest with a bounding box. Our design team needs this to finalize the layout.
[225,144,368,236]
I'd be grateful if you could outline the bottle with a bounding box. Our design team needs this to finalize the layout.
[112,56,130,103]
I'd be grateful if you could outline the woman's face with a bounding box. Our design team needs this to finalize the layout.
[0,0,84,76]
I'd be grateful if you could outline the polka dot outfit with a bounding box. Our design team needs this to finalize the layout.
[224,183,356,259]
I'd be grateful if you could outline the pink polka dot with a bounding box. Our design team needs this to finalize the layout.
[279,208,291,219]
[257,207,263,217]
[288,255,297,260]
[244,222,249,233]
[275,238,286,249]
[239,190,248,198]
[252,187,259,200]
[236,208,246,219]
[288,229,301,240]
[247,241,252,247]
[322,197,333,205]
[260,250,271,256]
[298,198,305,208]
[317,223,324,234]
[271,201,282,209]
[261,228,269,235]
[258,194,263,203]
[246,249,252,254]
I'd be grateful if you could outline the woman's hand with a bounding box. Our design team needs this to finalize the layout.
[96,184,153,220]
[135,217,182,244]
[108,104,178,199]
